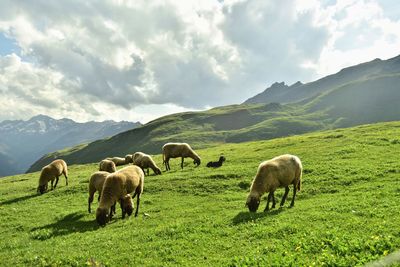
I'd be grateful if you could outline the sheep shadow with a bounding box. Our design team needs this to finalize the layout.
[30,212,99,240]
[232,208,285,225]
[0,193,41,206]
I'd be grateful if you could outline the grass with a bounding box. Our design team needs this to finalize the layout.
[1,121,400,266]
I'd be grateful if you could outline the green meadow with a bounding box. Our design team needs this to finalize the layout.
[1,121,400,266]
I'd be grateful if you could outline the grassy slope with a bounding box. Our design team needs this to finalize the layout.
[28,72,400,173]
[1,121,400,266]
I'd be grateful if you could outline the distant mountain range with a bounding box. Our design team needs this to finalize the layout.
[0,115,141,177]
[28,54,400,173]
[244,56,400,104]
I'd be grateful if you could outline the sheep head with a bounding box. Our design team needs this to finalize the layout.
[96,207,110,226]
[121,194,133,216]
[125,155,133,164]
[246,195,261,212]
[193,158,201,166]
[155,167,162,175]
[37,184,47,195]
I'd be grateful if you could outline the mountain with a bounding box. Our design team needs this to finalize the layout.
[27,54,400,172]
[0,115,141,176]
[244,55,400,104]
[0,152,17,177]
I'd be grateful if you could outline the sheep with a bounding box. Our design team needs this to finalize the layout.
[132,152,162,175]
[99,159,117,173]
[125,154,133,164]
[105,156,127,166]
[206,155,226,168]
[162,142,201,171]
[96,165,144,226]
[37,159,68,194]
[88,171,109,213]
[246,154,302,213]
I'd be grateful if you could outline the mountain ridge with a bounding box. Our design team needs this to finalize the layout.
[27,54,400,173]
[244,54,400,104]
[0,115,141,177]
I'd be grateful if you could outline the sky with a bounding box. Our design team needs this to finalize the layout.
[0,0,399,123]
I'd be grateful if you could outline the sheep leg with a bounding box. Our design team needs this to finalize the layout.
[54,176,59,189]
[280,186,290,207]
[63,172,68,186]
[110,203,116,219]
[264,192,273,212]
[135,193,140,217]
[271,191,276,209]
[88,194,94,213]
[290,183,297,207]
[147,168,149,176]
[120,201,126,219]
[181,157,184,169]
[165,158,170,171]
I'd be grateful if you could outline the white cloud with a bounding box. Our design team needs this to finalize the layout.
[0,0,399,123]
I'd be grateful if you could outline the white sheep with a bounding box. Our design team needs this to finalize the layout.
[37,159,68,194]
[99,159,117,173]
[246,154,302,212]
[132,152,162,175]
[105,156,127,166]
[88,171,109,213]
[96,165,144,226]
[162,142,201,171]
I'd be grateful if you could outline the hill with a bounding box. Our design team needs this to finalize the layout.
[244,55,400,104]
[1,121,400,266]
[28,66,400,172]
[0,115,141,176]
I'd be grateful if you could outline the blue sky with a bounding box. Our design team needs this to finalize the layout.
[0,0,399,123]
[0,33,20,56]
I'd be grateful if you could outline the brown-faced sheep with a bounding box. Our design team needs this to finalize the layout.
[105,157,127,166]
[37,159,68,194]
[88,171,109,213]
[125,154,133,164]
[96,165,144,226]
[99,159,117,173]
[132,152,162,175]
[162,142,201,171]
[246,154,302,212]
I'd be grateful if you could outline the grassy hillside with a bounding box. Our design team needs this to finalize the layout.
[28,71,400,173]
[2,121,400,266]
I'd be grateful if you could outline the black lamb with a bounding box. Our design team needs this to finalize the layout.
[206,156,226,168]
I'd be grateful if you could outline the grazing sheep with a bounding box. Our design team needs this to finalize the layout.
[206,156,226,168]
[105,157,127,166]
[88,171,109,213]
[125,154,133,164]
[132,152,162,175]
[162,142,201,171]
[37,159,68,194]
[246,154,302,212]
[96,165,144,226]
[99,159,117,173]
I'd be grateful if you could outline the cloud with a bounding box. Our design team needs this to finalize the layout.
[0,0,399,123]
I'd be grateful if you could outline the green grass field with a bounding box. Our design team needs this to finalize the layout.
[1,121,400,266]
